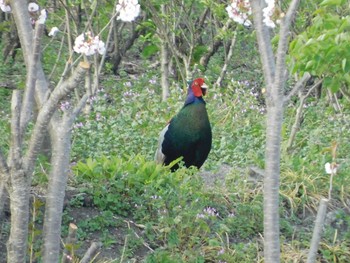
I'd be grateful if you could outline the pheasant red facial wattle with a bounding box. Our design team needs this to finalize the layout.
[191,78,208,97]
[155,78,212,171]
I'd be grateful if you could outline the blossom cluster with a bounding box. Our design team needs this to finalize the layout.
[196,207,219,219]
[73,32,106,56]
[0,0,11,12]
[226,0,278,28]
[0,1,40,13]
[226,0,252,27]
[116,0,140,22]
[263,0,277,28]
[60,101,71,111]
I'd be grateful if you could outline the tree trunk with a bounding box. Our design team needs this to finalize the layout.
[42,120,72,262]
[7,169,29,263]
[251,0,301,262]
[7,90,30,263]
[263,100,283,261]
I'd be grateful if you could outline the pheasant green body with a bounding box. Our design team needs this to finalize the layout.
[155,78,212,170]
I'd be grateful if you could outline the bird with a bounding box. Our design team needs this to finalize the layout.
[155,78,212,171]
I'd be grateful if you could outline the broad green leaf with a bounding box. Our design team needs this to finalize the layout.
[320,0,344,7]
[344,73,350,83]
[329,77,340,93]
[141,44,159,58]
[323,77,333,89]
[305,60,315,70]
[324,76,340,93]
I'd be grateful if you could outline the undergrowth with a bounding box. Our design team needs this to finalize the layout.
[64,73,350,261]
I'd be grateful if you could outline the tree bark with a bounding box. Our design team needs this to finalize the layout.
[42,95,88,262]
[7,90,29,263]
[7,2,96,262]
[42,120,73,262]
[251,0,301,262]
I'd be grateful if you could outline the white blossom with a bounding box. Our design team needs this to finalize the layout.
[37,9,47,24]
[48,27,60,37]
[116,0,140,22]
[0,0,11,12]
[263,0,276,28]
[226,0,278,28]
[226,0,252,27]
[73,32,106,56]
[325,162,338,175]
[28,2,39,12]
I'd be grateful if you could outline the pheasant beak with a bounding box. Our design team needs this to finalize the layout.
[201,83,208,96]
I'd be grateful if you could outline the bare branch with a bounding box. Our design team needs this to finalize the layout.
[200,20,232,68]
[65,94,89,126]
[307,198,329,263]
[20,23,45,138]
[144,0,187,84]
[274,0,301,100]
[24,62,90,176]
[98,9,116,75]
[251,0,275,88]
[80,242,102,263]
[286,79,322,151]
[283,72,312,104]
[10,90,22,170]
[215,31,237,88]
[10,0,53,107]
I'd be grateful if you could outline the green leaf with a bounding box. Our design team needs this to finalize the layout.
[305,60,314,70]
[141,44,159,58]
[342,58,347,72]
[323,77,332,89]
[193,45,208,63]
[305,38,315,46]
[320,0,344,7]
[329,77,340,93]
[324,76,340,93]
[344,73,350,83]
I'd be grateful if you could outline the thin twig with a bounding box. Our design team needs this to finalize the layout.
[98,4,117,75]
[215,30,237,88]
[286,78,323,151]
[283,72,312,104]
